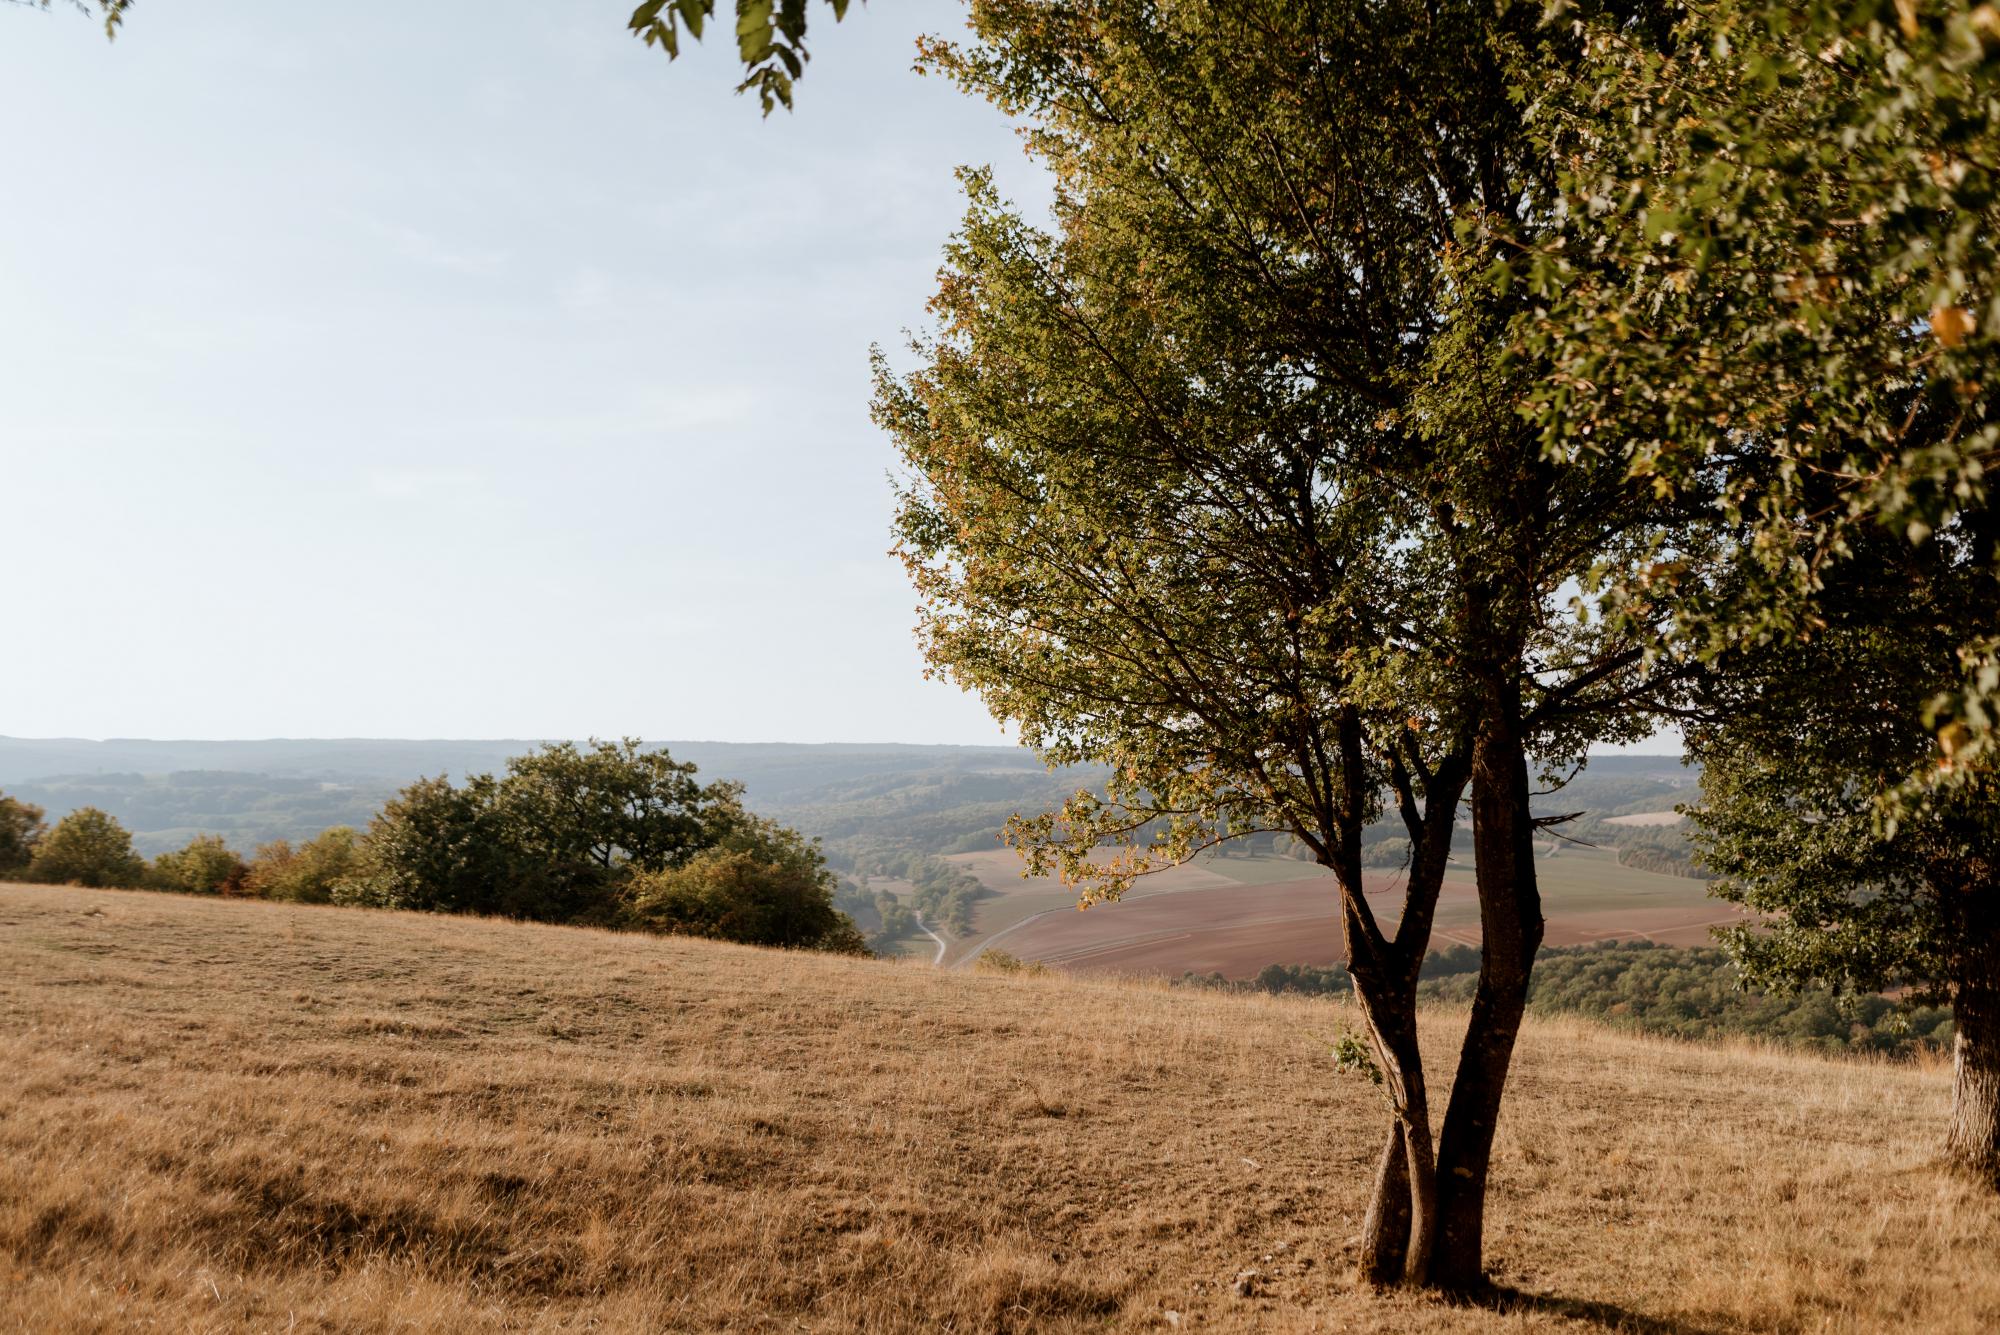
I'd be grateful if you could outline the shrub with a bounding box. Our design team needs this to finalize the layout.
[149,834,248,895]
[624,843,868,947]
[244,827,363,903]
[28,807,147,888]
[975,949,1051,977]
[0,793,47,877]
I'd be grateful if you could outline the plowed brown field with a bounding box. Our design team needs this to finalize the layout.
[945,850,1737,978]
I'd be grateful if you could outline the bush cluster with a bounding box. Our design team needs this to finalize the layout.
[0,741,867,956]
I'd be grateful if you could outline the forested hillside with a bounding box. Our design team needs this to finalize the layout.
[0,737,1698,867]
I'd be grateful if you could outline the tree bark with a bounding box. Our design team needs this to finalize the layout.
[1950,972,2000,1182]
[1347,940,1438,1286]
[1429,685,1543,1292]
[1358,1121,1411,1285]
[1331,714,1471,1288]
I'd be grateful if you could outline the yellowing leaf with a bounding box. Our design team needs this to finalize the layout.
[1931,306,1975,348]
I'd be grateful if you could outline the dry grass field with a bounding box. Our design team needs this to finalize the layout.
[4,882,1997,1333]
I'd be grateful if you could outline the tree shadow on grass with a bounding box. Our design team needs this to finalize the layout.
[1462,1285,1735,1335]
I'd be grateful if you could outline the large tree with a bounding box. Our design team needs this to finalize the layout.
[881,0,1697,1290]
[346,739,738,924]
[1520,0,2000,1178]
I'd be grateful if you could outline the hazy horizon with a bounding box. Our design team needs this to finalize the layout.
[0,731,1685,756]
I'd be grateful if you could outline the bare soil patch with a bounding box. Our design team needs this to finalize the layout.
[984,870,1739,979]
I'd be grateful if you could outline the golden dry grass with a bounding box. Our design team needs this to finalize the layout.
[2,881,1996,1333]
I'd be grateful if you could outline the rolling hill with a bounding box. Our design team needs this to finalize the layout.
[4,881,1994,1332]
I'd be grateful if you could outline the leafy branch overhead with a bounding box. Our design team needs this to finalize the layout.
[22,0,131,39]
[28,1,852,114]
[627,0,856,113]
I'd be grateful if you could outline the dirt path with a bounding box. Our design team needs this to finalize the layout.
[912,914,949,967]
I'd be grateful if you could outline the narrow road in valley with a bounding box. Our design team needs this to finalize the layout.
[912,914,949,967]
[952,907,1062,971]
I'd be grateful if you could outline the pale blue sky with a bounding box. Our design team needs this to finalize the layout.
[0,1,1050,743]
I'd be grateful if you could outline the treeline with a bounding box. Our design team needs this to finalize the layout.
[764,765,1103,856]
[1612,838,1701,879]
[1421,944,1955,1058]
[1179,944,1486,998]
[1181,942,1952,1058]
[1,771,391,855]
[0,741,867,955]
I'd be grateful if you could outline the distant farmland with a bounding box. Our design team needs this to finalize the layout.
[935,847,1732,978]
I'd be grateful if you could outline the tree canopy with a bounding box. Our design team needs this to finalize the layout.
[28,807,147,888]
[1519,0,2000,773]
[880,0,1710,1289]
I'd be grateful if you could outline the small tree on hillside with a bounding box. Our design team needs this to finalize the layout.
[149,834,249,896]
[0,792,48,877]
[623,815,869,953]
[338,774,529,916]
[1691,534,2000,1178]
[29,807,147,888]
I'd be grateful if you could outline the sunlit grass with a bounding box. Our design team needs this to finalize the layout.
[3,881,1995,1332]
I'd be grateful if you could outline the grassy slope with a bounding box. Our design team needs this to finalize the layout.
[3,883,1995,1334]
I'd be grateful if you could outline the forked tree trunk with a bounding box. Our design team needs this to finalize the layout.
[1950,972,2000,1182]
[1429,691,1543,1292]
[1349,992,1438,1286]
[1338,723,1471,1288]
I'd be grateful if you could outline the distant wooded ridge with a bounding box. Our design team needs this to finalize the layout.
[0,737,1696,864]
[0,735,1686,786]
[0,737,1049,792]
